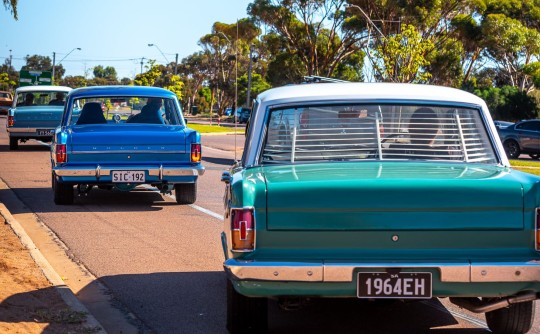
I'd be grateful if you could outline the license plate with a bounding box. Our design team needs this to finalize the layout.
[37,129,54,136]
[357,272,432,299]
[111,170,145,183]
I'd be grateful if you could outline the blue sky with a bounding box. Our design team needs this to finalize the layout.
[1,0,253,79]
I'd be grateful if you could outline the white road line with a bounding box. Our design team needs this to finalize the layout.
[141,184,224,221]
[421,300,488,329]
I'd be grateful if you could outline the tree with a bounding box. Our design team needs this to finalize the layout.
[372,24,434,83]
[0,72,15,91]
[249,0,365,80]
[3,0,17,20]
[0,58,18,90]
[93,65,118,81]
[164,75,184,100]
[60,75,87,89]
[134,60,162,87]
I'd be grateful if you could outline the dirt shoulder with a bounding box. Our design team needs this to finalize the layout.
[0,214,100,333]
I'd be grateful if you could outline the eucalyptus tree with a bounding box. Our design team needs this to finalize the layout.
[249,0,365,83]
[3,0,17,20]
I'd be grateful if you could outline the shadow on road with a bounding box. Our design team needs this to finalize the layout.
[0,143,51,152]
[0,187,179,214]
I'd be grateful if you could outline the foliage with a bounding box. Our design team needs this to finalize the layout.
[93,65,117,80]
[164,74,184,100]
[3,0,17,20]
[0,72,15,90]
[237,72,271,105]
[474,85,539,121]
[372,24,434,83]
[60,75,87,88]
[133,60,162,87]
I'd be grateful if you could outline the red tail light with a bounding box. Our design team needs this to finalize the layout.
[536,208,540,251]
[191,143,201,163]
[56,144,67,163]
[7,115,14,127]
[231,208,255,251]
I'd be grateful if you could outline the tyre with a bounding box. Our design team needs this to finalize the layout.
[53,174,74,205]
[226,280,268,334]
[503,140,520,159]
[9,137,18,150]
[485,300,535,334]
[174,183,197,204]
[529,154,540,160]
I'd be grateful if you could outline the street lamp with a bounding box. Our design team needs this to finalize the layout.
[52,47,81,84]
[147,43,178,75]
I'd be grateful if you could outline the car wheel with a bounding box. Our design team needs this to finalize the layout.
[503,140,521,159]
[9,137,18,150]
[529,154,540,160]
[227,279,268,334]
[53,174,74,205]
[174,183,196,204]
[485,300,535,334]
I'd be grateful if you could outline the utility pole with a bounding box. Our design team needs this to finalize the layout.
[174,53,178,75]
[8,49,12,68]
[140,57,145,74]
[51,52,56,84]
[246,45,253,108]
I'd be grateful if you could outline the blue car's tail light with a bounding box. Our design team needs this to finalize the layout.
[191,143,201,163]
[56,144,67,163]
[7,115,14,127]
[536,208,540,251]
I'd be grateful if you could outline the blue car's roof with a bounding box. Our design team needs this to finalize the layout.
[68,86,176,99]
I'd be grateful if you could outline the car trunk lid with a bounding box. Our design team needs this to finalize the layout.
[263,162,524,231]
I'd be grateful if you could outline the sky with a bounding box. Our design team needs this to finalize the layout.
[1,0,253,79]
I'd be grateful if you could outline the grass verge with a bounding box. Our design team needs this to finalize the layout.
[510,159,540,176]
[187,123,244,133]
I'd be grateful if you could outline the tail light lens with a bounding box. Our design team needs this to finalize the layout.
[191,143,201,163]
[7,115,14,127]
[231,208,255,252]
[536,208,540,251]
[56,144,67,163]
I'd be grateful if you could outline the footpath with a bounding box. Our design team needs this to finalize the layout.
[0,202,107,333]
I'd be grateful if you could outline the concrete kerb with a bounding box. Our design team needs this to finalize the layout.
[0,203,107,334]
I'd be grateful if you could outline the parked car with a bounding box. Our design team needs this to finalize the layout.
[224,107,233,116]
[0,90,13,114]
[497,119,540,159]
[494,120,514,129]
[51,86,205,205]
[221,83,540,334]
[235,107,251,124]
[6,86,72,150]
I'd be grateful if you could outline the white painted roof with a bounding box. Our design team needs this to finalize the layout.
[15,85,72,93]
[257,83,485,106]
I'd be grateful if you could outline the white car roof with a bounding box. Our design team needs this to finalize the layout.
[15,85,72,93]
[257,83,485,106]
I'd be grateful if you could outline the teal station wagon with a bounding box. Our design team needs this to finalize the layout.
[221,83,540,334]
[6,85,72,150]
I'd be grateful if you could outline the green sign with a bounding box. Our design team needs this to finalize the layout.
[19,70,52,86]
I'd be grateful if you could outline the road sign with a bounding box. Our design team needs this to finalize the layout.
[19,70,52,86]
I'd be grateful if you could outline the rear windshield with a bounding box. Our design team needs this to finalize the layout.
[261,104,497,164]
[68,96,183,126]
[16,91,68,107]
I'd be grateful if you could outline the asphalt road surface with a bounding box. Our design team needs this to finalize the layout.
[0,115,538,334]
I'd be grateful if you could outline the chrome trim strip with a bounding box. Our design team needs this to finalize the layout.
[71,150,185,154]
[54,165,205,177]
[224,259,540,283]
[6,127,41,133]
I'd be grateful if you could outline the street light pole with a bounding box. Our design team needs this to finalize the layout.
[147,43,169,65]
[175,53,178,75]
[52,47,81,84]
[246,45,253,109]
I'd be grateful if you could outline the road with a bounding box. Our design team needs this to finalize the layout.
[0,114,538,334]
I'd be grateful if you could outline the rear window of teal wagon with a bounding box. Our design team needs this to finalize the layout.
[261,104,498,164]
[69,96,182,126]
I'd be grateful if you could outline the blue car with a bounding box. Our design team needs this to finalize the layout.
[51,86,205,205]
[6,86,72,150]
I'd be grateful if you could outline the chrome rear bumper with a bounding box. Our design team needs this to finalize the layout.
[224,259,540,283]
[54,164,205,179]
